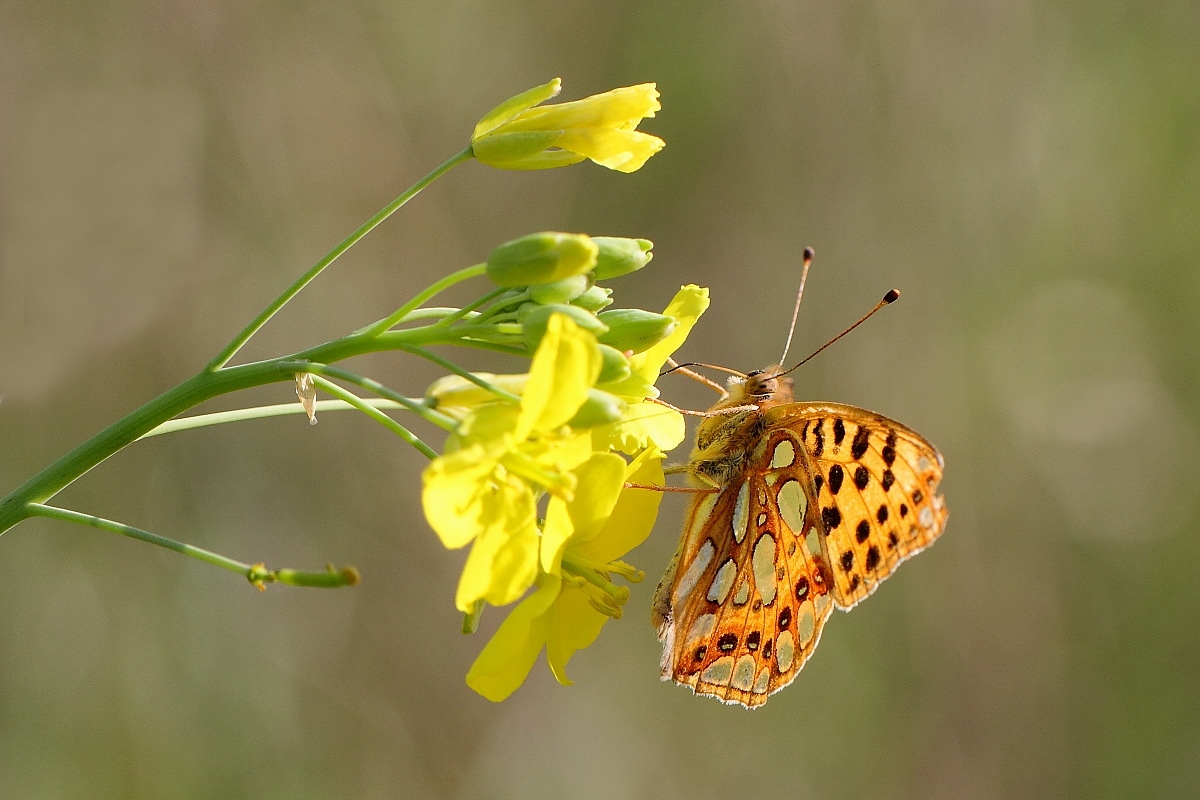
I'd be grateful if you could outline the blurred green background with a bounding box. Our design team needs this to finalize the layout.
[3,2,1199,798]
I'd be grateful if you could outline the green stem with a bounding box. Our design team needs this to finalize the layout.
[359,262,487,337]
[208,147,473,371]
[390,307,481,324]
[141,398,410,437]
[285,361,457,430]
[25,503,358,589]
[395,343,522,403]
[432,285,507,328]
[0,323,515,535]
[307,376,438,460]
[470,288,530,326]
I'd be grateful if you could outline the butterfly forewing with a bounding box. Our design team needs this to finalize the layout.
[775,403,948,609]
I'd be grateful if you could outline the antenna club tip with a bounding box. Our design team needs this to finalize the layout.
[803,246,815,260]
[883,288,900,304]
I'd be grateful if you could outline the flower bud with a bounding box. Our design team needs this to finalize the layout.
[471,79,664,173]
[591,237,653,280]
[486,232,598,288]
[521,305,608,351]
[516,301,540,322]
[529,273,591,305]
[595,344,632,385]
[570,285,614,312]
[567,388,627,428]
[595,309,676,354]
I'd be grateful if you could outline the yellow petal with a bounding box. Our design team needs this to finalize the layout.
[540,494,574,577]
[502,432,592,497]
[545,586,609,686]
[421,444,498,549]
[455,403,521,444]
[553,127,666,173]
[426,372,528,410]
[516,313,600,438]
[454,478,540,611]
[498,84,660,132]
[572,448,665,563]
[600,401,685,455]
[465,575,561,702]
[629,284,710,382]
[540,453,626,572]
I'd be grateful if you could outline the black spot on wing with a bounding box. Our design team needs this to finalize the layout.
[865,546,881,572]
[821,505,842,531]
[854,465,870,490]
[851,426,871,459]
[811,419,825,458]
[828,464,844,494]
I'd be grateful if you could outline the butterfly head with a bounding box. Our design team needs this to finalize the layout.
[736,365,795,408]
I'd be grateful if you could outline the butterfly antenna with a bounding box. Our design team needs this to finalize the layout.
[777,246,815,366]
[778,289,900,377]
[662,362,746,379]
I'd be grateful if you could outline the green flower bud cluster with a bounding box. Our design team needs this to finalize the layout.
[481,231,676,426]
[488,230,672,356]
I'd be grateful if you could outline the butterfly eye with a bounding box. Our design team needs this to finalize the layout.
[744,372,778,398]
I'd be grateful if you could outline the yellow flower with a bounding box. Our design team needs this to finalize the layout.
[471,78,664,173]
[465,449,665,702]
[422,313,601,611]
[597,284,710,454]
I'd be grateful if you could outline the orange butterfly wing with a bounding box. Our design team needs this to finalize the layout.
[766,403,948,609]
[653,401,947,707]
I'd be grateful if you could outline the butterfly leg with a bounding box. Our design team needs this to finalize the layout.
[626,466,721,494]
[625,482,719,494]
[649,397,758,418]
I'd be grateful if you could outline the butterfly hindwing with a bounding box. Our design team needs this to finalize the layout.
[652,427,834,707]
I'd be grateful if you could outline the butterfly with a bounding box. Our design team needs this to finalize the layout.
[651,296,947,708]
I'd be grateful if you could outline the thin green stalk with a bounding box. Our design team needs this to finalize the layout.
[208,147,473,370]
[470,288,530,326]
[25,503,358,588]
[391,307,481,324]
[359,262,487,337]
[393,343,522,403]
[142,398,411,438]
[433,286,507,327]
[443,340,527,358]
[308,376,437,460]
[283,361,457,430]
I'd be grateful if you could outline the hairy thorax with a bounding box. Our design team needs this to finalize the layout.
[687,367,794,487]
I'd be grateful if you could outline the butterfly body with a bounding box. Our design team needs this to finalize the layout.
[653,367,947,707]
